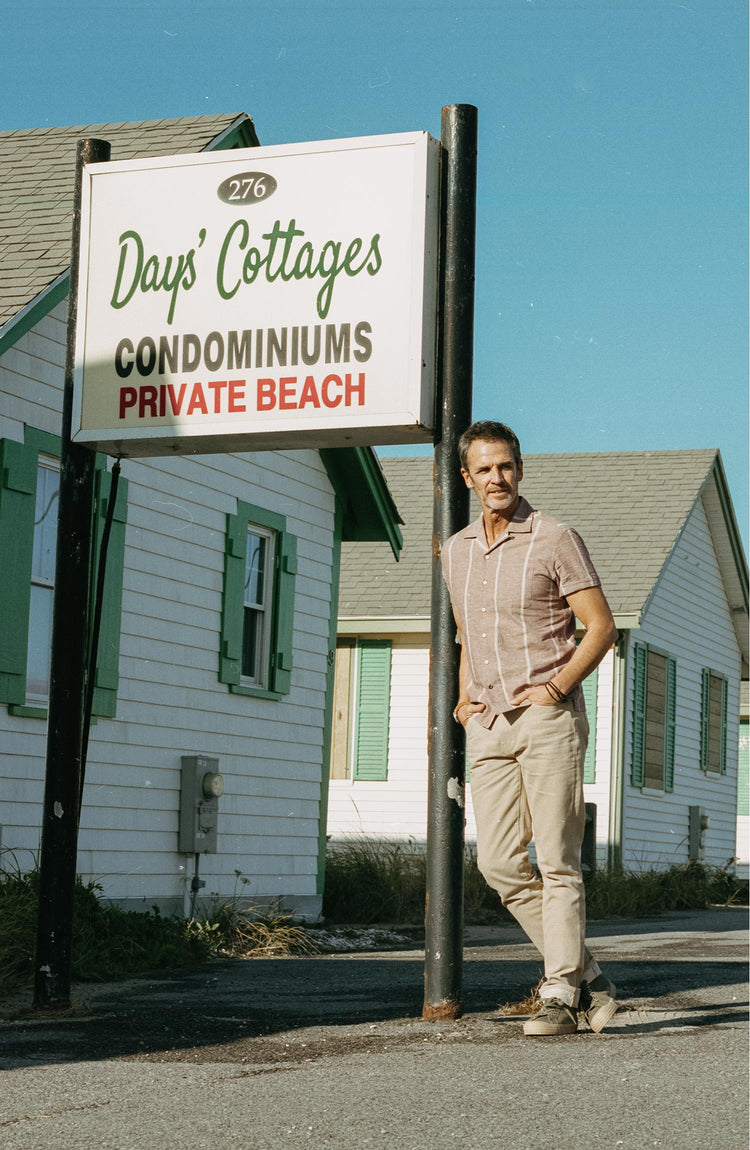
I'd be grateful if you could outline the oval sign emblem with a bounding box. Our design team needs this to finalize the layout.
[217,172,277,206]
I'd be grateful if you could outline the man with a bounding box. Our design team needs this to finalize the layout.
[441,420,619,1036]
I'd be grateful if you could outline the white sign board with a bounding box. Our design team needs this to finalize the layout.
[72,132,439,456]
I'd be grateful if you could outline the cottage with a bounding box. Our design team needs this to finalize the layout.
[0,115,402,919]
[329,452,748,873]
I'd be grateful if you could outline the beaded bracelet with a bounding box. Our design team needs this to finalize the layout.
[545,681,569,703]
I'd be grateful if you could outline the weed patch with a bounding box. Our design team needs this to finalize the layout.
[322,839,427,925]
[0,854,316,995]
[584,861,747,919]
[189,896,318,958]
[323,839,748,926]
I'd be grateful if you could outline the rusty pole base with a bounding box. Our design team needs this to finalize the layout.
[422,999,463,1021]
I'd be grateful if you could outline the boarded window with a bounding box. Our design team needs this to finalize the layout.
[700,669,728,775]
[631,642,676,792]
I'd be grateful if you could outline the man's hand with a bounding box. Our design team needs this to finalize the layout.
[454,700,487,727]
[516,684,559,707]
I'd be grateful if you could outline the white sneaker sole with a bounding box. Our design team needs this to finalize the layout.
[587,995,619,1033]
[523,1020,578,1036]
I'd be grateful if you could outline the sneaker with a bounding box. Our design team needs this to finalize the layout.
[579,974,618,1033]
[523,998,578,1036]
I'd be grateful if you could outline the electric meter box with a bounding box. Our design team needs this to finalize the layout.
[179,755,224,854]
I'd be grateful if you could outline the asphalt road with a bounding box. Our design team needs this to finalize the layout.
[0,907,747,1149]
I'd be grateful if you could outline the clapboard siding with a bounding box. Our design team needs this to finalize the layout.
[585,650,616,866]
[328,641,616,851]
[328,641,432,838]
[0,300,337,916]
[622,497,740,870]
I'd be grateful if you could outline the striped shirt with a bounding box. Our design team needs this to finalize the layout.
[441,497,601,725]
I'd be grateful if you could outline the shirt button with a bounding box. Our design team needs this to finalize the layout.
[484,659,489,664]
[483,580,488,585]
[481,633,486,638]
[481,607,486,613]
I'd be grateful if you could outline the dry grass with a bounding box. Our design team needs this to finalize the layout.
[324,840,748,926]
[498,977,544,1016]
[190,896,319,958]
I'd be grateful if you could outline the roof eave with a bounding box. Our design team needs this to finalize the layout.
[0,270,70,357]
[0,113,259,357]
[321,447,404,559]
[637,450,749,673]
[703,452,749,675]
[201,114,260,152]
[337,611,642,633]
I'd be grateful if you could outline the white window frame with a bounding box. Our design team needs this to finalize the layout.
[240,523,276,690]
[25,455,59,705]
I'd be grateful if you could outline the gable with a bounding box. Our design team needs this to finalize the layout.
[0,114,258,343]
[339,451,748,644]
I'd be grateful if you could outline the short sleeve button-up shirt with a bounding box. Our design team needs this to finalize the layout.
[441,497,601,724]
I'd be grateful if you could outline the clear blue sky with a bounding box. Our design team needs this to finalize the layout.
[4,0,748,547]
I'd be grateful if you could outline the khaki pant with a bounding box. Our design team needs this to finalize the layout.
[467,702,601,1007]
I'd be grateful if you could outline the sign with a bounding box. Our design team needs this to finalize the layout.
[72,132,440,456]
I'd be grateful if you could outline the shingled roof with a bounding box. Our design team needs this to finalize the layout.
[339,450,748,649]
[0,114,258,335]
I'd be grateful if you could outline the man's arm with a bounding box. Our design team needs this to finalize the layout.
[518,586,618,706]
[454,625,487,727]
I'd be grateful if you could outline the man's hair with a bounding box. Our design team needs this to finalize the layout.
[458,421,522,469]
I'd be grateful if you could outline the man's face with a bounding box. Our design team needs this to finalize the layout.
[461,438,523,517]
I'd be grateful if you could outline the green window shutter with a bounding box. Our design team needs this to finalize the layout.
[663,656,676,793]
[700,668,710,772]
[219,500,296,698]
[581,668,598,784]
[0,438,36,705]
[269,531,297,695]
[0,434,127,717]
[719,676,728,775]
[90,467,128,718]
[353,639,392,781]
[631,642,647,787]
[738,722,749,817]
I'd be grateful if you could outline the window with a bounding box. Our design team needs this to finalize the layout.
[220,501,297,698]
[242,525,275,687]
[631,642,676,792]
[25,457,59,701]
[329,638,392,781]
[700,669,728,774]
[0,429,128,717]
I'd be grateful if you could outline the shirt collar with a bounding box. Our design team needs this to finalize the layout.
[463,496,535,549]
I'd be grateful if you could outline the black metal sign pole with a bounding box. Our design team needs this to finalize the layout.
[423,104,477,1020]
[34,138,111,1009]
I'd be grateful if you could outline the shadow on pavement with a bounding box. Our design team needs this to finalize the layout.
[0,949,746,1070]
